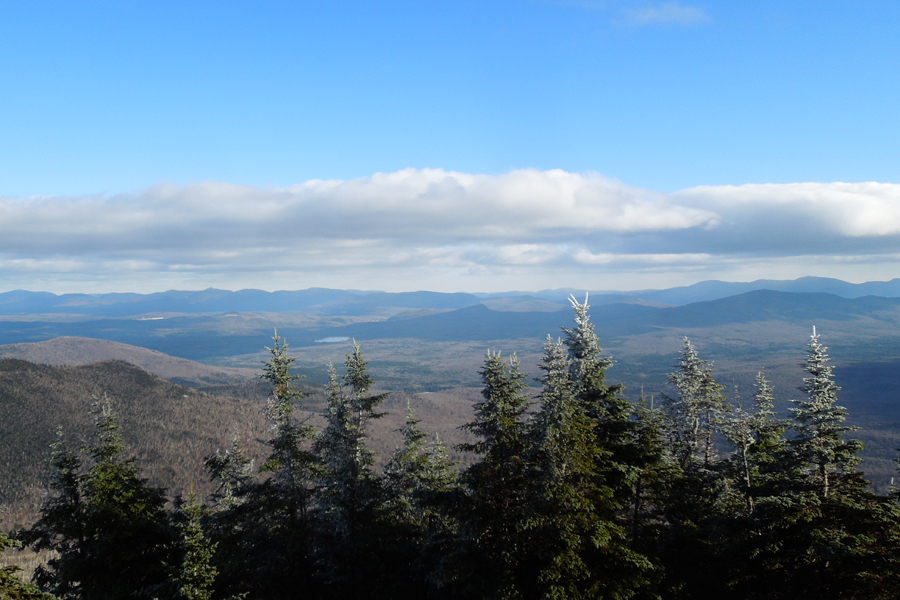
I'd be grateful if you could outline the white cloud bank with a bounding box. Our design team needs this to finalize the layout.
[2,169,900,292]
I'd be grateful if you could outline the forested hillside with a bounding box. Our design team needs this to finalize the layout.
[0,360,267,529]
[5,298,900,599]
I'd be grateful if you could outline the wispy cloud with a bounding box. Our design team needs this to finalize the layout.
[624,2,710,26]
[2,171,900,292]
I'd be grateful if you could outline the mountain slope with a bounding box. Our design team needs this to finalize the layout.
[0,336,256,386]
[0,359,267,528]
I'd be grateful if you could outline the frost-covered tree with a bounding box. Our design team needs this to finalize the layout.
[202,333,319,599]
[789,327,863,497]
[721,372,789,513]
[314,342,389,597]
[663,338,728,470]
[384,400,457,526]
[315,343,387,537]
[527,336,652,599]
[382,402,458,598]
[260,331,318,523]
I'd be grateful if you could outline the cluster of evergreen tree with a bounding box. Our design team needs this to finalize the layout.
[7,301,900,599]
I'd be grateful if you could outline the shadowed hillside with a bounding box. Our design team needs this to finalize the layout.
[0,359,267,529]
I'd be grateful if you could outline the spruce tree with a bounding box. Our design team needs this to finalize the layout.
[659,340,731,597]
[789,327,863,498]
[444,351,532,598]
[0,530,56,600]
[527,336,651,599]
[176,489,218,600]
[559,296,656,598]
[663,338,728,471]
[382,402,458,598]
[314,342,389,597]
[202,333,318,599]
[724,332,894,599]
[24,400,176,600]
[260,331,318,523]
[384,400,457,527]
[721,372,789,514]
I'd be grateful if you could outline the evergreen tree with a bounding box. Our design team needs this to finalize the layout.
[526,336,651,599]
[443,351,532,598]
[176,489,218,600]
[1,530,56,600]
[313,342,389,597]
[204,437,254,510]
[722,333,895,599]
[663,338,728,471]
[260,331,318,523]
[384,400,457,527]
[23,399,176,600]
[382,402,458,598]
[526,336,596,598]
[553,295,656,598]
[721,372,789,514]
[789,327,863,498]
[205,332,319,599]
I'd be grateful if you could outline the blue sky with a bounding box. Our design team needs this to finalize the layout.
[1,1,899,293]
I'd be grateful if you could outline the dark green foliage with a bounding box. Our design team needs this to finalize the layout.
[382,403,458,598]
[790,329,864,498]
[202,333,319,599]
[14,308,900,600]
[176,489,218,600]
[560,297,657,599]
[444,351,532,598]
[0,530,55,600]
[526,337,628,599]
[384,401,457,528]
[314,342,391,598]
[22,400,176,600]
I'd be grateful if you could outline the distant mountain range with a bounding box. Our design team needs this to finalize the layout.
[3,276,900,317]
[522,277,900,305]
[1,287,899,363]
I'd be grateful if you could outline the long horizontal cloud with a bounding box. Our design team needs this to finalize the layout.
[1,170,899,290]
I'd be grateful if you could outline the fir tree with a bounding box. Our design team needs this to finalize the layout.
[560,297,660,598]
[23,399,176,600]
[384,400,457,527]
[314,342,389,597]
[444,351,532,598]
[382,402,458,598]
[789,327,863,498]
[526,336,653,599]
[259,331,318,524]
[663,338,728,471]
[203,333,318,599]
[204,437,254,509]
[176,489,218,600]
[0,530,56,600]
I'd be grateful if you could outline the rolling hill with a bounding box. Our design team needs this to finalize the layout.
[0,336,256,386]
[0,359,268,529]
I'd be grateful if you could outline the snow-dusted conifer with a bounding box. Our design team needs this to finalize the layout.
[664,338,728,470]
[789,327,862,497]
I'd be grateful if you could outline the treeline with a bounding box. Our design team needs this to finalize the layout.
[6,298,900,599]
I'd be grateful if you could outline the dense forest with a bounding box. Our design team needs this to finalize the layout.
[4,297,900,600]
